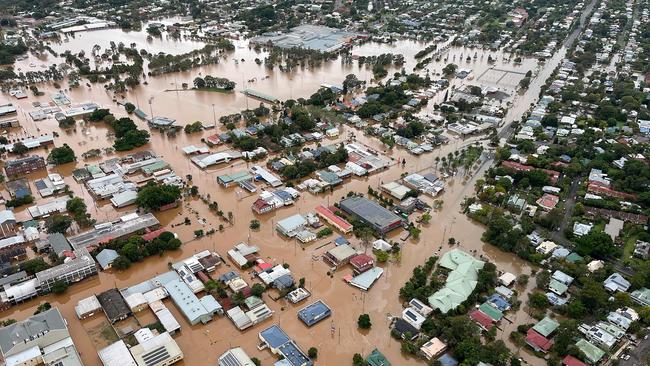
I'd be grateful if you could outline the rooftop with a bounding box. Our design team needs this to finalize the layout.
[297,300,332,327]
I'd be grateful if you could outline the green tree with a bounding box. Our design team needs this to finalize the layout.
[46,215,72,234]
[47,144,76,165]
[34,302,52,314]
[58,116,75,128]
[51,280,68,294]
[112,255,131,270]
[251,283,266,297]
[357,314,372,329]
[352,353,367,366]
[575,231,618,259]
[136,183,181,211]
[124,102,136,113]
[22,258,50,275]
[308,347,318,359]
[12,142,28,155]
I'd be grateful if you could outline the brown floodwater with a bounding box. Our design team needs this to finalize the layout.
[0,20,591,364]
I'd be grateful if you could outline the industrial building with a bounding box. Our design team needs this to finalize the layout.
[297,300,332,327]
[339,196,405,234]
[68,213,159,250]
[130,332,183,366]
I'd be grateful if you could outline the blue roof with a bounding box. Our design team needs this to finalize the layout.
[279,341,313,366]
[200,294,222,313]
[96,249,119,269]
[334,236,349,246]
[487,294,510,311]
[274,274,294,289]
[14,187,30,198]
[163,279,211,324]
[219,271,240,283]
[297,300,332,326]
[274,190,292,200]
[438,353,459,366]
[260,325,291,349]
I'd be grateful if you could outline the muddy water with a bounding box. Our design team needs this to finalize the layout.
[0,27,573,366]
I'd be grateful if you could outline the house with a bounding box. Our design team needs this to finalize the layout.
[402,307,426,329]
[392,318,419,340]
[562,355,587,366]
[96,249,119,270]
[603,272,630,292]
[552,270,574,286]
[633,240,650,259]
[536,241,558,255]
[4,155,46,176]
[0,308,84,366]
[347,267,384,291]
[323,244,357,269]
[536,193,559,211]
[366,349,391,366]
[470,309,495,331]
[420,337,447,361]
[575,339,605,364]
[0,211,17,240]
[409,298,433,317]
[526,328,553,353]
[297,300,332,327]
[428,250,484,313]
[630,287,650,306]
[349,253,374,274]
[573,222,593,237]
[97,288,132,323]
[533,317,559,338]
[130,332,183,366]
[498,272,516,287]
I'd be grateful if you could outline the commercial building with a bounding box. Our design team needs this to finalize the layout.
[99,340,137,366]
[315,205,353,233]
[218,347,256,366]
[347,267,384,291]
[339,196,404,234]
[258,325,313,366]
[163,279,213,325]
[75,294,102,319]
[323,244,357,268]
[249,24,362,53]
[297,300,332,327]
[28,197,70,218]
[276,214,308,237]
[191,151,242,169]
[130,332,183,366]
[97,288,132,323]
[68,213,159,250]
[0,308,83,366]
[35,247,98,294]
[4,155,46,176]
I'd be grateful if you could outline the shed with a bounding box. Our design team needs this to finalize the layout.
[96,249,119,270]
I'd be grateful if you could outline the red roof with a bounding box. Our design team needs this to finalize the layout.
[349,254,374,269]
[315,205,353,232]
[562,356,587,366]
[253,198,271,209]
[536,193,559,210]
[501,161,560,184]
[470,310,494,330]
[142,227,167,241]
[588,183,637,200]
[526,329,553,352]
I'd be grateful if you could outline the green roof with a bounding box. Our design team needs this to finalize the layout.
[549,279,568,295]
[565,252,584,263]
[576,339,605,363]
[217,171,252,185]
[478,303,503,321]
[429,250,484,313]
[366,348,390,366]
[532,316,559,337]
[631,287,650,306]
[142,161,169,175]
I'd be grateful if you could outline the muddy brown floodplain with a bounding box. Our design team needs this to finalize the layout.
[0,29,553,366]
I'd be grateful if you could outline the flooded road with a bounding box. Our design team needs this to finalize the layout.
[0,6,596,362]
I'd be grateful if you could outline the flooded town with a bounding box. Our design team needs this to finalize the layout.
[0,0,650,366]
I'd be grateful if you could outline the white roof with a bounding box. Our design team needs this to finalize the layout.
[75,295,101,318]
[155,307,181,333]
[498,272,517,286]
[98,340,137,366]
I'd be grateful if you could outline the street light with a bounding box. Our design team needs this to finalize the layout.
[148,96,154,119]
[211,103,216,125]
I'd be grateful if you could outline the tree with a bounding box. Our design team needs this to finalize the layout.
[251,358,261,366]
[46,215,72,234]
[112,255,131,270]
[47,144,76,165]
[124,102,136,114]
[442,63,458,77]
[51,280,68,294]
[22,258,50,275]
[58,116,75,128]
[12,142,28,155]
[352,353,367,366]
[250,220,260,230]
[136,183,181,211]
[528,292,549,309]
[251,283,266,297]
[308,347,318,359]
[193,77,206,88]
[357,314,372,329]
[575,231,618,259]
[34,302,52,314]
